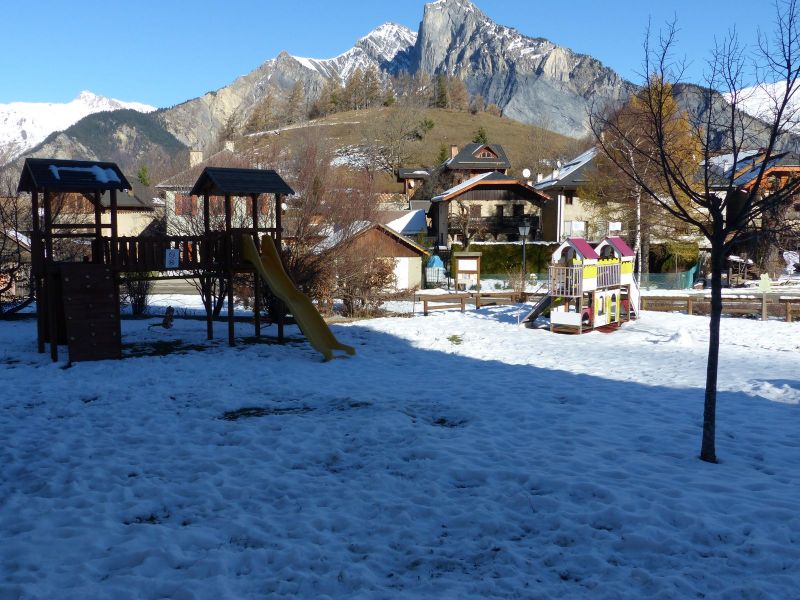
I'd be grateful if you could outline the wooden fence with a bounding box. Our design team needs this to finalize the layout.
[641,292,800,322]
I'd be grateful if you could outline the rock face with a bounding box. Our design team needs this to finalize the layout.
[156,0,633,146]
[412,0,634,137]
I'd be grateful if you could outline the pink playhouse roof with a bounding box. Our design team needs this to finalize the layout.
[568,237,599,260]
[606,236,635,257]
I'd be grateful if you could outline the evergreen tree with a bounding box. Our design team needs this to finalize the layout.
[472,126,489,144]
[435,74,449,108]
[136,166,151,186]
[436,144,449,165]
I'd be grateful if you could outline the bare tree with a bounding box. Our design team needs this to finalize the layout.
[591,2,800,463]
[363,106,433,176]
[0,174,32,315]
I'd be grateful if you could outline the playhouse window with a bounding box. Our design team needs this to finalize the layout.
[564,192,574,205]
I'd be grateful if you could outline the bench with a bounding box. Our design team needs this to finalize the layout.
[416,293,469,316]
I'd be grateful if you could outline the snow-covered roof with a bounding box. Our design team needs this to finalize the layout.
[432,171,548,204]
[535,147,598,190]
[384,210,427,236]
[432,171,494,201]
[315,221,429,256]
[3,229,31,251]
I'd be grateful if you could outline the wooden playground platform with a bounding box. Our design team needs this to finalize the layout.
[18,158,294,363]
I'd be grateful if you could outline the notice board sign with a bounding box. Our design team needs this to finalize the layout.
[164,248,181,269]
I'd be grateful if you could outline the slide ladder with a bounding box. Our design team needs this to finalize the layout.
[627,278,641,319]
[241,235,355,361]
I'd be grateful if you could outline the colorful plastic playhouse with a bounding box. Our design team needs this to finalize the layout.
[524,236,639,333]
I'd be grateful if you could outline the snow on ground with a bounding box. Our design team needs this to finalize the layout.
[1,305,799,598]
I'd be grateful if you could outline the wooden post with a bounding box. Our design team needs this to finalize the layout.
[275,193,284,343]
[32,190,45,353]
[687,296,693,315]
[225,194,235,346]
[43,191,57,362]
[94,191,102,263]
[761,293,768,321]
[110,189,118,269]
[786,301,792,323]
[203,193,213,340]
[252,193,261,338]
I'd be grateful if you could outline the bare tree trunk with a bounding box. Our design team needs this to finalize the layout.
[634,186,642,282]
[701,239,724,463]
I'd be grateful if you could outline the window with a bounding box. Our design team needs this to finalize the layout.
[469,205,482,218]
[513,204,524,217]
[564,192,575,205]
[475,148,497,159]
[495,205,504,223]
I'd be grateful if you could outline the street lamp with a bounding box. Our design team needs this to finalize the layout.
[518,220,530,297]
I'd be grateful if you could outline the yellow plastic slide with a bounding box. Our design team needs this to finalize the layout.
[241,235,356,361]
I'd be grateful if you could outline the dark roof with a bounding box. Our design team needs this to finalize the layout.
[398,168,430,179]
[17,158,131,194]
[189,167,294,197]
[445,143,511,171]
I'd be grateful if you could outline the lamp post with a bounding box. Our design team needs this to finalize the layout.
[518,220,530,297]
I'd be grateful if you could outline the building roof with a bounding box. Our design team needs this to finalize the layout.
[398,168,431,180]
[553,237,599,261]
[380,209,428,236]
[445,143,511,171]
[732,151,800,188]
[316,221,430,256]
[432,171,549,204]
[2,230,31,251]
[189,167,294,197]
[534,147,598,192]
[603,236,635,258]
[17,158,131,194]
[155,149,251,192]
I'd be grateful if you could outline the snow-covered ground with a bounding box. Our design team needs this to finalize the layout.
[1,305,799,598]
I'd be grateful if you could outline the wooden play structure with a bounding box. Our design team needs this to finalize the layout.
[523,236,640,333]
[17,157,326,362]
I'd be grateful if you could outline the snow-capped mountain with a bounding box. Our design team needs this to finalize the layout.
[723,81,800,132]
[0,91,155,165]
[291,23,417,82]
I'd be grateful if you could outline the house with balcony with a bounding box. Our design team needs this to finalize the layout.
[428,171,550,247]
[535,147,625,242]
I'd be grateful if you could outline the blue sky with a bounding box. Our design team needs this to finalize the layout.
[1,0,779,107]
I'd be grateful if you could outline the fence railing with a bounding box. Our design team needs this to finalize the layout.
[597,263,621,288]
[549,265,583,297]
